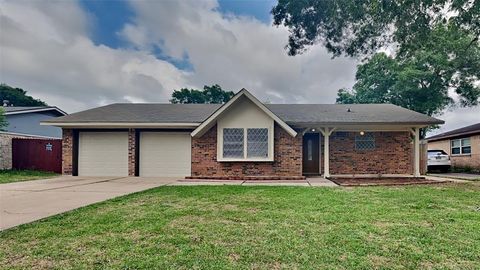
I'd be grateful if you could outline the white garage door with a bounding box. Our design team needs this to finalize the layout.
[140,132,191,177]
[78,132,128,176]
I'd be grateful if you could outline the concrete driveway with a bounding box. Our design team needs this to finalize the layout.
[0,176,337,231]
[0,176,174,231]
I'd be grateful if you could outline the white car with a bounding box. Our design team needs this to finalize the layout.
[427,150,451,172]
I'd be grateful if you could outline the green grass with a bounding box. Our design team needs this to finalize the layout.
[0,170,58,184]
[1,184,479,269]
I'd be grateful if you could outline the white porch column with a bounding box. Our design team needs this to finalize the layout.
[414,127,421,177]
[320,127,335,178]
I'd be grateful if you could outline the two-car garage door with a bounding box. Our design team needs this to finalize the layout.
[78,131,191,177]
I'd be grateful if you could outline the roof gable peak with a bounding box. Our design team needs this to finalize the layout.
[191,88,297,138]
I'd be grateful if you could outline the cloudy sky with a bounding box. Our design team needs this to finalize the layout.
[0,0,478,136]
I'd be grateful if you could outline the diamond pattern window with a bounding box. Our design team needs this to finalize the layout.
[247,128,268,158]
[223,128,244,158]
[355,133,375,150]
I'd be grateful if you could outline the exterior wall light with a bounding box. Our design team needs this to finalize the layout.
[360,131,365,136]
[311,128,316,132]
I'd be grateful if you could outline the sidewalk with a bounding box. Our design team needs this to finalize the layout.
[172,177,338,187]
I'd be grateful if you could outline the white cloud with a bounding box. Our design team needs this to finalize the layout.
[120,0,357,104]
[0,0,477,132]
[0,1,189,112]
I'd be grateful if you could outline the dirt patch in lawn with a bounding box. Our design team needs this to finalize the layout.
[330,177,450,186]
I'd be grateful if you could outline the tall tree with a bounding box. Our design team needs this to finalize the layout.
[0,107,7,131]
[272,0,479,58]
[0,84,47,106]
[272,0,480,120]
[170,84,234,104]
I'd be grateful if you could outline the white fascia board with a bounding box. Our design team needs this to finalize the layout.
[191,89,297,138]
[5,107,67,116]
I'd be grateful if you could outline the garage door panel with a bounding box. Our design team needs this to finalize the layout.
[140,132,191,177]
[78,132,128,176]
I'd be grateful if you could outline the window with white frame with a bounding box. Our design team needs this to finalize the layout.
[223,128,244,158]
[247,128,268,158]
[355,133,375,150]
[451,138,471,155]
[222,128,269,159]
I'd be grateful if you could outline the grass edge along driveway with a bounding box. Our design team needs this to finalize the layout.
[0,170,58,184]
[1,183,479,269]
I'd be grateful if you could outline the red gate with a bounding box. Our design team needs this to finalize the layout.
[12,138,62,173]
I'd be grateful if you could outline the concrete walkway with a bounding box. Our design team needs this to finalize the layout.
[427,173,480,181]
[1,176,337,230]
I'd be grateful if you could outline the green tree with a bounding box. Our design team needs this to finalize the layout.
[0,107,7,131]
[273,0,479,123]
[272,0,479,58]
[0,84,47,106]
[337,24,480,112]
[170,84,234,104]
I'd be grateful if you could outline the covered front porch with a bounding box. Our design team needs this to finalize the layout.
[299,125,423,178]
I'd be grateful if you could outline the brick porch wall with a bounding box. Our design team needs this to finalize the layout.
[329,131,413,175]
[191,124,302,178]
[62,129,73,175]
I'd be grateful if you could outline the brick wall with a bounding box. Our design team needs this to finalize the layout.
[0,133,14,170]
[191,124,303,178]
[62,129,73,175]
[329,131,413,175]
[128,129,136,176]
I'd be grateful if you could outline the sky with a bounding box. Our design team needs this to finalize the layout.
[0,0,478,136]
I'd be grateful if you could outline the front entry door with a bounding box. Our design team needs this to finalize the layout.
[303,133,320,175]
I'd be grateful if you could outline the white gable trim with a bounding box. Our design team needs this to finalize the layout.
[191,88,297,138]
[5,107,67,116]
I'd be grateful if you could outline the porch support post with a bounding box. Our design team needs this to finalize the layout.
[413,127,420,177]
[320,127,336,178]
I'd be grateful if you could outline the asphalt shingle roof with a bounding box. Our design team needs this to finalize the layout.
[427,122,480,141]
[44,103,443,125]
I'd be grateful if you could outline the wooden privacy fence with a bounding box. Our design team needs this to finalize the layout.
[12,138,62,173]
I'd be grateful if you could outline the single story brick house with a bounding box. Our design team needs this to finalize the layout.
[42,89,443,179]
[427,123,480,171]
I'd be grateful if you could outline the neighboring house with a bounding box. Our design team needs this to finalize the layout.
[427,123,480,170]
[42,89,442,179]
[0,106,66,170]
[4,106,67,138]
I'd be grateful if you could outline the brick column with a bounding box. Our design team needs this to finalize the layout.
[128,129,137,176]
[62,129,73,175]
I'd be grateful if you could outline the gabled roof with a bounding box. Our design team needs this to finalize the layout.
[267,104,444,125]
[427,122,480,142]
[4,106,67,116]
[42,90,444,129]
[42,104,219,125]
[191,89,297,137]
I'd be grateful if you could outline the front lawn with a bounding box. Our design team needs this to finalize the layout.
[0,170,58,184]
[1,184,479,269]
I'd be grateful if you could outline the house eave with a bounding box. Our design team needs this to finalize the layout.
[40,122,200,129]
[5,107,67,116]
